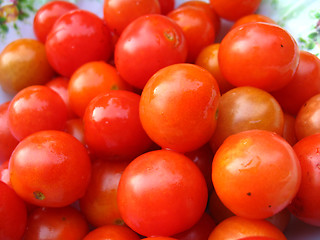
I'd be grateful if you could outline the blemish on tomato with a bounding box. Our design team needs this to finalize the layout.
[114,218,125,225]
[246,192,251,196]
[33,191,45,200]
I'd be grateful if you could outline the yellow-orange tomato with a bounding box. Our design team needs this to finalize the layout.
[0,39,55,94]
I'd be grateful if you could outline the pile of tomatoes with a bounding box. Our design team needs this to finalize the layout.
[1,0,320,239]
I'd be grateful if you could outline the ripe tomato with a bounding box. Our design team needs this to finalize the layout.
[289,133,320,226]
[33,0,78,43]
[167,5,216,63]
[294,93,320,140]
[208,216,287,240]
[0,39,55,94]
[0,102,18,164]
[103,0,160,35]
[0,181,27,240]
[9,130,91,207]
[209,0,262,21]
[210,86,284,152]
[272,50,320,116]
[212,130,301,219]
[68,61,132,117]
[23,206,89,240]
[237,237,278,240]
[83,224,140,240]
[79,159,129,227]
[140,63,220,153]
[8,85,68,141]
[117,149,208,237]
[46,9,112,77]
[114,14,187,89]
[83,90,153,160]
[231,14,276,30]
[219,22,300,92]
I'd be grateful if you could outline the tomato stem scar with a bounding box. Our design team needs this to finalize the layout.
[33,191,45,200]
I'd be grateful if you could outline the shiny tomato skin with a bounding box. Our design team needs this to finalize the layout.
[0,39,55,94]
[117,149,208,237]
[103,0,160,35]
[115,14,188,89]
[46,9,112,77]
[231,14,276,30]
[212,130,301,219]
[209,0,262,21]
[208,216,287,240]
[140,63,220,153]
[79,159,129,227]
[8,85,68,141]
[0,181,27,240]
[23,206,89,240]
[272,50,320,116]
[64,118,85,145]
[0,102,19,164]
[9,130,91,207]
[83,224,140,240]
[219,22,299,92]
[289,133,320,226]
[33,1,78,43]
[84,90,153,160]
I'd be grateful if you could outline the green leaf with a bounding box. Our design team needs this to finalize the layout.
[308,32,318,40]
[0,17,6,24]
[0,24,8,33]
[306,41,316,50]
[315,12,320,19]
[298,37,307,44]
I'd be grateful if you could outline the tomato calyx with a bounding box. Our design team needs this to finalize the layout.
[33,191,45,200]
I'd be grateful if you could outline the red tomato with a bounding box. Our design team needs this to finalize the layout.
[33,0,78,43]
[64,118,85,146]
[84,90,153,160]
[23,206,89,240]
[272,50,320,115]
[0,102,19,164]
[237,237,278,240]
[114,14,187,89]
[0,181,27,240]
[232,14,276,30]
[103,0,160,35]
[167,5,216,63]
[46,9,112,77]
[117,149,208,237]
[9,130,91,207]
[0,39,55,94]
[83,224,140,240]
[173,212,216,240]
[79,159,129,227]
[208,216,287,240]
[209,0,262,21]
[289,133,320,226]
[8,85,68,141]
[282,113,297,146]
[159,0,174,14]
[68,61,132,117]
[219,22,299,92]
[46,76,76,119]
[140,63,220,153]
[212,130,301,219]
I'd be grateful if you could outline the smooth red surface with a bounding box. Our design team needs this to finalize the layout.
[83,224,140,240]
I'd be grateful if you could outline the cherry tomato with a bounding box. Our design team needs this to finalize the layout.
[167,5,216,63]
[237,237,278,240]
[210,86,284,152]
[8,85,68,141]
[232,14,276,30]
[212,130,301,219]
[0,39,55,94]
[209,0,262,21]
[295,93,320,140]
[33,0,78,43]
[208,216,287,240]
[9,130,91,207]
[289,133,320,226]
[219,22,299,92]
[83,224,140,240]
[114,14,187,89]
[272,50,320,116]
[46,76,76,119]
[23,206,89,240]
[46,9,112,77]
[68,61,132,117]
[117,149,208,237]
[0,102,19,164]
[140,63,220,153]
[173,212,216,240]
[195,43,234,94]
[0,181,27,240]
[79,158,129,227]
